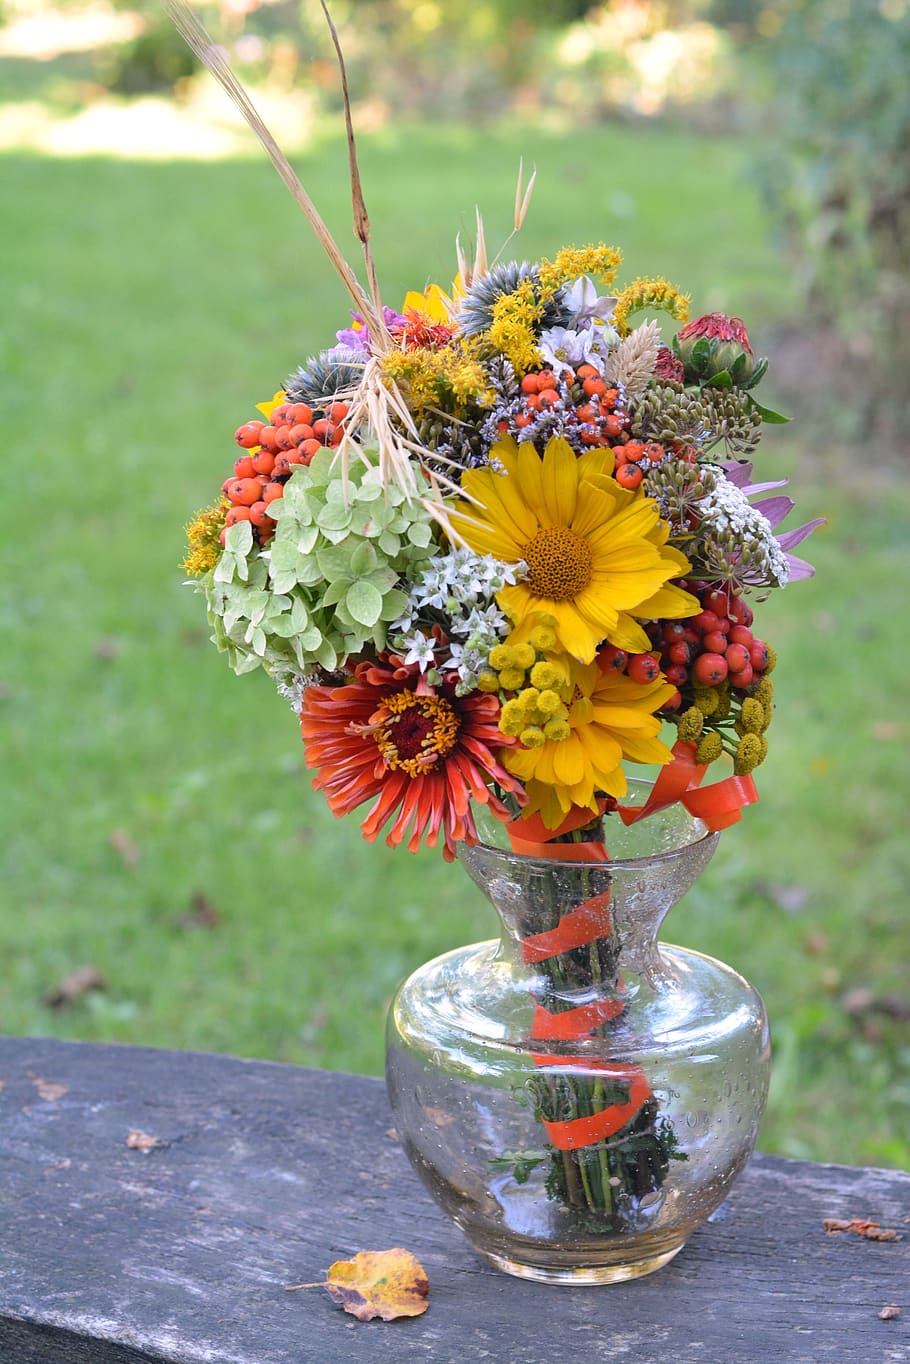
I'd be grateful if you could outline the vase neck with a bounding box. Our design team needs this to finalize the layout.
[471,853,663,986]
[459,829,721,997]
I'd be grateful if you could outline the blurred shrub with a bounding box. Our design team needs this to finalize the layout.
[752,0,910,443]
[103,12,198,94]
[95,0,736,122]
[543,0,737,121]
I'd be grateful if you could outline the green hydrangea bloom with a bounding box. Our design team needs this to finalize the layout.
[199,447,438,678]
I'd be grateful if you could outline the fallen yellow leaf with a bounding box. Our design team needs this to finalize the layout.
[323,1248,429,1322]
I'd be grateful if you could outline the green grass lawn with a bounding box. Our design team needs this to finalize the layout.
[1,120,907,1169]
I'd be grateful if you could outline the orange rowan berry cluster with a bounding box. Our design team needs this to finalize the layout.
[496,363,627,452]
[220,398,351,547]
[499,364,698,494]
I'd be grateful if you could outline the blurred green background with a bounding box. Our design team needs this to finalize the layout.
[1,0,908,1169]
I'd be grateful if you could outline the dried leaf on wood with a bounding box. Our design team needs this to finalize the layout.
[32,1076,67,1102]
[823,1217,902,1242]
[127,1129,164,1152]
[323,1248,429,1321]
[44,965,106,1009]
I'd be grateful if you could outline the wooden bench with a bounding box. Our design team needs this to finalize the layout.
[1,1036,907,1363]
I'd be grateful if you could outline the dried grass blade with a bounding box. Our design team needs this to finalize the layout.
[517,163,537,231]
[473,207,488,279]
[164,0,374,325]
[318,0,387,350]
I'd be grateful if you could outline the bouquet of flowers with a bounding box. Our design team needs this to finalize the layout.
[184,243,821,857]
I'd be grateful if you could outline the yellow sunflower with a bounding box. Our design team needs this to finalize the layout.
[450,436,696,662]
[504,660,677,829]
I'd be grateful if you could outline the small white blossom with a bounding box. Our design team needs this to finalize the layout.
[539,319,618,374]
[275,674,308,713]
[564,276,618,326]
[400,630,438,671]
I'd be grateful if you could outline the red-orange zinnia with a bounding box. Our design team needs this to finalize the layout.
[301,659,525,861]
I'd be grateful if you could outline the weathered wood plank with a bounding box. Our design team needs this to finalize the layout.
[1,1036,907,1364]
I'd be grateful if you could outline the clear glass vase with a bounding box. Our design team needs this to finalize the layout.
[386,788,771,1284]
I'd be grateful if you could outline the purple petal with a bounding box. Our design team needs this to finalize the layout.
[784,554,816,580]
[722,460,753,486]
[753,495,795,528]
[742,478,789,496]
[776,517,826,551]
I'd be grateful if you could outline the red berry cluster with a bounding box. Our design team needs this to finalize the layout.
[220,399,351,547]
[596,643,667,687]
[645,588,771,696]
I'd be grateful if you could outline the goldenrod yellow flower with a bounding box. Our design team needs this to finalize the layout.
[538,244,623,292]
[183,498,228,577]
[486,279,543,373]
[451,436,697,662]
[612,277,690,336]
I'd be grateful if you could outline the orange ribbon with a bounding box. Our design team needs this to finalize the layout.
[617,740,758,832]
[506,800,612,860]
[531,995,626,1040]
[520,893,613,964]
[504,746,757,1154]
[539,1067,652,1151]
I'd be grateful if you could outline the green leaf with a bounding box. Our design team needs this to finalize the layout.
[314,635,339,671]
[224,521,254,556]
[703,369,733,389]
[380,587,409,621]
[748,397,790,424]
[289,597,311,632]
[295,526,320,555]
[730,352,749,382]
[320,577,351,608]
[741,355,769,390]
[316,544,355,580]
[691,336,712,369]
[265,612,296,638]
[349,540,378,577]
[407,522,433,549]
[378,530,401,557]
[345,579,384,627]
[354,476,384,503]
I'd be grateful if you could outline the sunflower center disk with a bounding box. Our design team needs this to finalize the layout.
[377,693,460,777]
[522,526,593,601]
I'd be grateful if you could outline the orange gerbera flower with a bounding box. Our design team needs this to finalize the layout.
[301,659,526,861]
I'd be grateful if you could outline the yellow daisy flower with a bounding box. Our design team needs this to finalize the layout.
[451,436,697,662]
[504,660,677,829]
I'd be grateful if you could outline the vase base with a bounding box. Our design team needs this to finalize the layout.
[474,1240,686,1285]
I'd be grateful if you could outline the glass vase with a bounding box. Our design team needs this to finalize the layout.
[386,788,771,1284]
